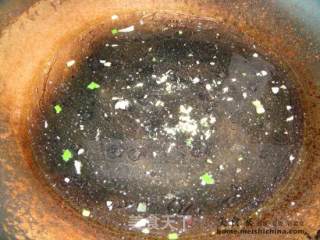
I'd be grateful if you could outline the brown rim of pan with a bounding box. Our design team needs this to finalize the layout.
[0,0,319,239]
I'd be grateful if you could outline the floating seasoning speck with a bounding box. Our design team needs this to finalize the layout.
[289,154,295,163]
[185,138,193,147]
[271,87,280,94]
[252,100,265,114]
[191,77,200,84]
[74,160,82,175]
[200,172,215,186]
[155,100,164,107]
[77,148,85,155]
[206,159,213,164]
[135,82,144,88]
[106,201,113,211]
[54,104,62,114]
[87,81,100,90]
[104,62,112,67]
[286,116,294,122]
[82,209,90,217]
[111,28,118,35]
[253,53,259,58]
[242,92,248,99]
[62,149,73,162]
[115,99,130,110]
[200,117,209,128]
[111,15,119,20]
[168,232,179,240]
[119,25,135,33]
[134,218,149,228]
[66,60,76,67]
[256,70,268,77]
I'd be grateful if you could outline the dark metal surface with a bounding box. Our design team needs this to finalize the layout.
[0,0,319,239]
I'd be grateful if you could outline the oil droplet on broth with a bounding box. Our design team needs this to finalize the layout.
[29,19,303,233]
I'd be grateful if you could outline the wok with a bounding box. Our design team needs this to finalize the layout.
[0,0,320,239]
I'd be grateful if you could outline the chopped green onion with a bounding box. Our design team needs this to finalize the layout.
[137,202,147,213]
[87,81,100,90]
[111,28,118,35]
[168,232,179,240]
[54,104,62,114]
[200,172,215,185]
[62,149,73,162]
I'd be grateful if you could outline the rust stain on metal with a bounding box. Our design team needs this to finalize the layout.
[0,0,319,239]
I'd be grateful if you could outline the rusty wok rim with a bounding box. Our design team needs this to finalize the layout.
[0,0,320,239]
